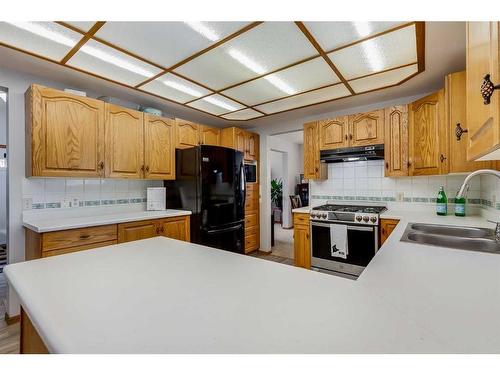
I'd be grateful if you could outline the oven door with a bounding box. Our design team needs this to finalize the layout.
[311,221,378,274]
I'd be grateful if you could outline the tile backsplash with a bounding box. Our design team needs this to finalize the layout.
[310,160,499,210]
[23,178,163,210]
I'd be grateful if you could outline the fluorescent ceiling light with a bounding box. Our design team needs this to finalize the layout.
[184,22,220,42]
[228,48,296,95]
[0,93,6,102]
[7,22,156,78]
[202,96,238,112]
[162,80,203,98]
[353,22,384,72]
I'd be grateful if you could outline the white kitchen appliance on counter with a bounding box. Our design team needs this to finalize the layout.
[147,188,166,211]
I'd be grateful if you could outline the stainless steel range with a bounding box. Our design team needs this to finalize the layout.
[309,203,387,278]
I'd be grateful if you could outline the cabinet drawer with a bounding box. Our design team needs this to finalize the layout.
[245,225,258,237]
[293,213,310,226]
[245,212,258,228]
[42,240,117,258]
[42,225,117,252]
[245,232,258,252]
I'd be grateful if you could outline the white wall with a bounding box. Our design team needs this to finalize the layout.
[0,92,6,244]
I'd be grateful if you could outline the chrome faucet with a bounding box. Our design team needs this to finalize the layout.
[456,169,500,199]
[489,221,500,242]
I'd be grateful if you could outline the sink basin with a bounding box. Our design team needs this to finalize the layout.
[409,223,493,238]
[400,222,500,254]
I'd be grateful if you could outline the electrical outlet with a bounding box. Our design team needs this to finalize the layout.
[61,198,71,209]
[71,197,80,208]
[23,197,33,210]
[395,192,404,202]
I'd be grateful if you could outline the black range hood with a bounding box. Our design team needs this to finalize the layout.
[320,144,384,163]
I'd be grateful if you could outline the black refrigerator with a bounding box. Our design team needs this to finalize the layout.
[165,145,245,254]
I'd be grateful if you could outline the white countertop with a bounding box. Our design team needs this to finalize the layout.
[23,208,192,233]
[6,209,500,353]
[292,206,310,214]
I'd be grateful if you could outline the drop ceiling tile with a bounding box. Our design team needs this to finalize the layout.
[67,39,162,86]
[187,94,245,115]
[328,24,417,80]
[141,73,212,103]
[349,64,418,93]
[255,84,350,114]
[175,22,318,90]
[221,108,264,120]
[64,22,97,32]
[221,57,340,106]
[0,22,81,61]
[305,22,406,51]
[94,22,250,68]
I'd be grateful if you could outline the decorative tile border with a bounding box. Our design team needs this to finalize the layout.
[30,197,147,209]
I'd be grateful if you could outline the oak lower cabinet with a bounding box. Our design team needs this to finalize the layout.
[199,125,221,146]
[408,90,448,176]
[25,216,191,260]
[384,106,409,177]
[175,118,200,148]
[244,183,260,253]
[466,22,500,160]
[348,109,385,147]
[293,213,310,269]
[105,104,145,179]
[303,121,327,180]
[25,84,105,178]
[380,219,400,245]
[319,116,349,150]
[144,115,176,180]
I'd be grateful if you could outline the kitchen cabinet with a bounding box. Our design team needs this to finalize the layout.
[118,219,158,243]
[384,105,409,177]
[104,104,144,179]
[293,213,310,269]
[158,216,190,242]
[144,115,175,180]
[244,183,259,253]
[319,116,349,150]
[221,127,246,153]
[199,125,221,146]
[303,121,327,180]
[380,219,400,245]
[175,118,200,148]
[245,132,259,161]
[408,90,448,176]
[25,84,105,178]
[348,109,385,147]
[446,71,493,172]
[466,22,500,160]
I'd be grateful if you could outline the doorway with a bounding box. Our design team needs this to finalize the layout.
[0,87,8,319]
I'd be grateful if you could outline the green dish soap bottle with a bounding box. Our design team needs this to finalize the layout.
[436,186,448,216]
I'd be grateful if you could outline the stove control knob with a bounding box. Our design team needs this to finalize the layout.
[355,215,362,222]
[370,216,377,223]
[321,213,327,219]
[362,216,369,222]
[310,212,316,218]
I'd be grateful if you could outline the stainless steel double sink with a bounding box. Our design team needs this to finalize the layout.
[400,223,500,254]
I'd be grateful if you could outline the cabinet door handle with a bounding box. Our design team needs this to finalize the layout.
[455,123,468,141]
[349,134,353,140]
[141,165,145,172]
[156,227,160,235]
[98,161,104,170]
[345,134,348,140]
[385,162,389,169]
[145,166,150,173]
[440,154,447,163]
[79,234,91,239]
[481,74,500,105]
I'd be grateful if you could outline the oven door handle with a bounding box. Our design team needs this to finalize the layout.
[346,226,374,232]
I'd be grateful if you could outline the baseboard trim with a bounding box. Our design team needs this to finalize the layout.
[4,312,20,325]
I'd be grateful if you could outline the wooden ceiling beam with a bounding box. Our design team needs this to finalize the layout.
[60,22,106,65]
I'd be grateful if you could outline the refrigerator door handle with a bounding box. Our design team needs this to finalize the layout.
[205,224,243,234]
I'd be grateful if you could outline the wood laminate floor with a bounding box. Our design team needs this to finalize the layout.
[271,224,294,259]
[0,273,20,354]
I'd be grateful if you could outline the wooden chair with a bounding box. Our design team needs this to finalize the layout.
[289,195,302,209]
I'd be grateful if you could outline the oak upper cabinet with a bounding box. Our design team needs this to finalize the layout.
[144,115,175,180]
[348,109,385,147]
[319,116,349,150]
[245,132,259,161]
[303,121,327,180]
[384,105,409,177]
[466,22,500,160]
[220,127,257,159]
[26,84,105,178]
[408,90,448,176]
[175,118,200,148]
[446,71,493,172]
[199,125,221,146]
[105,104,144,179]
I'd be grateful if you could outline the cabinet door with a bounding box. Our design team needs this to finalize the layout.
[348,109,385,147]
[235,128,246,153]
[380,219,400,245]
[466,22,500,160]
[384,106,409,177]
[160,216,190,242]
[105,104,144,178]
[408,90,448,176]
[245,132,259,160]
[447,71,492,172]
[176,119,199,148]
[199,125,221,146]
[144,115,175,180]
[319,117,349,150]
[294,224,310,269]
[303,121,326,180]
[27,85,105,177]
[117,220,159,243]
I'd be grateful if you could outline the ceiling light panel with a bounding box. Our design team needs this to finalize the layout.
[67,38,162,86]
[221,57,340,106]
[187,94,244,115]
[221,108,264,120]
[174,22,318,90]
[304,22,405,51]
[141,73,212,103]
[94,22,249,68]
[255,84,350,114]
[64,21,97,32]
[349,64,418,93]
[328,24,417,80]
[0,22,81,60]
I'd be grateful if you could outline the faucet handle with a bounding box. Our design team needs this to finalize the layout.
[487,220,500,224]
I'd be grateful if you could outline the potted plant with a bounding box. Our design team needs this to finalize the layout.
[271,178,283,223]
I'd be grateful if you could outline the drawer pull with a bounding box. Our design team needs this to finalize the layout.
[481,74,500,105]
[79,235,91,239]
